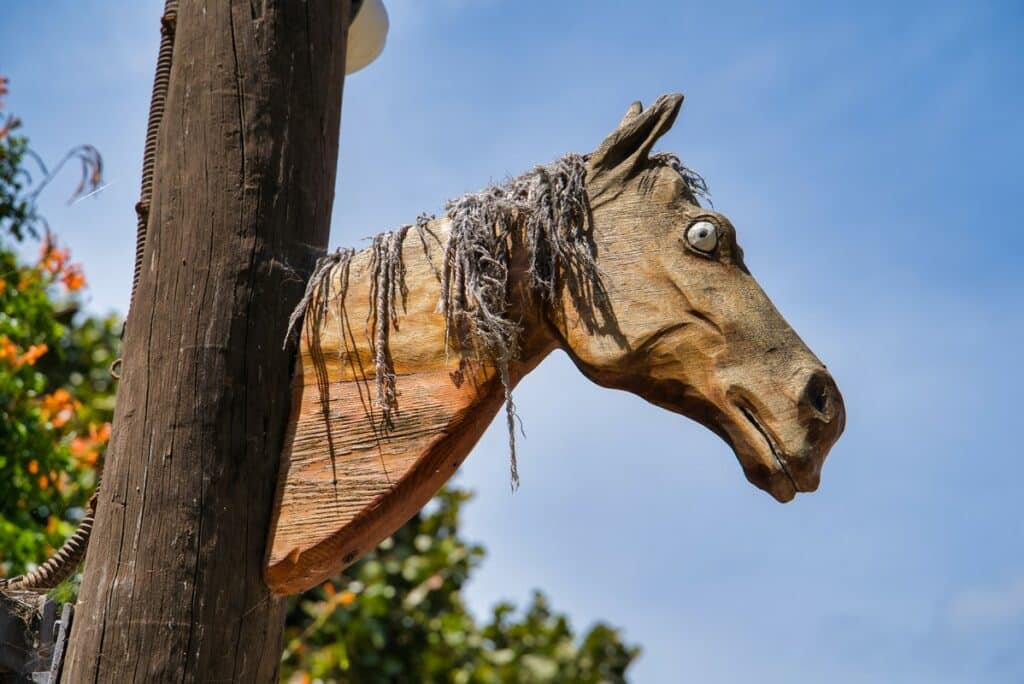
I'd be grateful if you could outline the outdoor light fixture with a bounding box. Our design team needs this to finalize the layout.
[347,0,389,74]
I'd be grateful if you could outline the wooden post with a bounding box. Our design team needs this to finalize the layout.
[62,2,350,681]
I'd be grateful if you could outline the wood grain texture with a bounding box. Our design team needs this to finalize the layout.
[267,221,554,593]
[63,2,350,681]
[269,93,847,595]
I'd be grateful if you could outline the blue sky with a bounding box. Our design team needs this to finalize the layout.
[3,1,1023,681]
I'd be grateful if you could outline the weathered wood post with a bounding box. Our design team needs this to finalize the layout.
[62,2,351,680]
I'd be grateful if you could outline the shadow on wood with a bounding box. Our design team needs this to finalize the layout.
[266,93,847,595]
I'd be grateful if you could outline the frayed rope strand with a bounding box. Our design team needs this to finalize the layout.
[282,152,704,489]
[437,154,596,489]
[284,248,351,350]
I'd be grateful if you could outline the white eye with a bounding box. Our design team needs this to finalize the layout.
[685,220,718,252]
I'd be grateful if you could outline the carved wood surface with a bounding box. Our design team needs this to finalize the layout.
[267,221,519,594]
[63,2,351,680]
[268,93,846,595]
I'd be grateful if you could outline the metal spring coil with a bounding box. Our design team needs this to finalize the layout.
[0,501,95,593]
[0,0,177,594]
[131,0,178,312]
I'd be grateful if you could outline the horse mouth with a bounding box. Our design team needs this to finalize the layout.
[734,404,801,503]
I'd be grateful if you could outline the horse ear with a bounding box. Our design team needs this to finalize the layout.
[618,101,644,128]
[587,93,684,200]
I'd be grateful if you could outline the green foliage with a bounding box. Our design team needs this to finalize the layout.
[0,77,639,681]
[0,85,116,579]
[0,119,36,242]
[281,489,640,683]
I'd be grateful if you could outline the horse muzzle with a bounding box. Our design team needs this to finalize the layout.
[725,366,845,503]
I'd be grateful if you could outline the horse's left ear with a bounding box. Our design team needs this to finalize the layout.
[587,93,683,201]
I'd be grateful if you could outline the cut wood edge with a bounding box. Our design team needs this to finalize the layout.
[265,361,504,595]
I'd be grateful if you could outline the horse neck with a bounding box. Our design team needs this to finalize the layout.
[336,216,557,407]
[267,217,557,591]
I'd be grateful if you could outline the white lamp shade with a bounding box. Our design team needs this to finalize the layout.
[346,0,389,74]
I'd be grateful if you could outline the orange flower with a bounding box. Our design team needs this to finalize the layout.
[40,245,70,275]
[0,336,17,364]
[41,388,72,411]
[338,591,357,607]
[0,114,17,141]
[19,343,47,366]
[73,444,94,464]
[91,422,112,445]
[40,388,79,427]
[61,264,87,292]
[323,582,336,597]
[27,460,38,474]
[17,270,37,291]
[46,517,58,534]
[0,279,6,294]
[38,475,49,489]
[70,437,91,458]
[71,423,111,465]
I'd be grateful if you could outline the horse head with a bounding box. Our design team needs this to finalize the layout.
[267,93,847,593]
[548,93,845,502]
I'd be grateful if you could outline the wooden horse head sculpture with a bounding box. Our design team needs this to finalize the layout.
[266,93,846,594]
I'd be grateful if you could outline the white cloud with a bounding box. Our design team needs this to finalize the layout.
[947,575,1024,631]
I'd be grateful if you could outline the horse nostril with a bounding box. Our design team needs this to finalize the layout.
[801,370,834,417]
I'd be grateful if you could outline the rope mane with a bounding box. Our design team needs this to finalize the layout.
[287,152,707,488]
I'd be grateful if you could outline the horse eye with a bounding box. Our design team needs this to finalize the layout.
[685,220,718,253]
